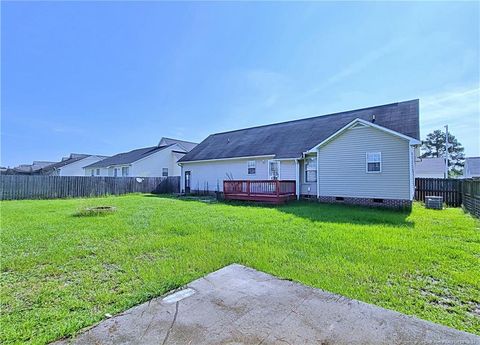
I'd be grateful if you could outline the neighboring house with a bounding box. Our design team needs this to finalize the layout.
[415,157,446,178]
[463,157,480,178]
[84,137,197,177]
[178,100,421,208]
[158,137,198,152]
[1,161,57,175]
[40,154,108,176]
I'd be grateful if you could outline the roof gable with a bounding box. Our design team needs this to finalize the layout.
[310,118,421,151]
[158,137,197,152]
[179,99,419,162]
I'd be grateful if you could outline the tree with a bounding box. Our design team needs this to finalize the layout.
[421,129,465,177]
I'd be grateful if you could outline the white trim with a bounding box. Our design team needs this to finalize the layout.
[180,164,184,192]
[307,118,421,152]
[272,157,300,161]
[304,156,317,182]
[268,160,280,180]
[295,159,300,200]
[247,160,256,175]
[316,149,320,198]
[350,122,368,129]
[179,154,275,165]
[366,152,382,173]
[106,164,132,169]
[409,145,414,200]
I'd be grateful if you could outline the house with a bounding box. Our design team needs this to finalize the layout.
[415,157,446,178]
[1,160,56,175]
[40,154,108,176]
[178,100,421,208]
[84,137,197,177]
[463,157,480,178]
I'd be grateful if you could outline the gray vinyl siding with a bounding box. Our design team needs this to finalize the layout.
[318,126,410,200]
[279,160,296,180]
[299,159,317,196]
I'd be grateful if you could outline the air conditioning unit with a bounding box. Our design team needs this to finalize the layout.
[425,196,443,210]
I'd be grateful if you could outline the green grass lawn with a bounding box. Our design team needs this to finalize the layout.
[1,194,479,344]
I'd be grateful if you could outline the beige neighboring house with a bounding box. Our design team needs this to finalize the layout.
[178,100,421,208]
[415,157,446,178]
[83,137,197,177]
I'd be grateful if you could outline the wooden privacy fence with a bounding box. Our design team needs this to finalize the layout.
[415,178,463,207]
[462,178,480,218]
[0,175,180,200]
[415,178,480,217]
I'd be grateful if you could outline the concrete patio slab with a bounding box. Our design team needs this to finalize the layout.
[54,264,480,345]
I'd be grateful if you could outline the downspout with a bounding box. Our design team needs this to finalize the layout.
[316,148,320,199]
[295,159,300,200]
[409,143,420,201]
[179,163,183,194]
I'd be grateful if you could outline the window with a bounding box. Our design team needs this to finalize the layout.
[269,161,279,180]
[90,169,94,176]
[305,157,317,182]
[162,168,168,177]
[121,167,129,177]
[366,152,382,173]
[247,160,256,175]
[96,168,100,176]
[114,168,118,177]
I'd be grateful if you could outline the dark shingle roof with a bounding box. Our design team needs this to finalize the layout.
[179,100,419,162]
[84,145,173,169]
[40,154,91,172]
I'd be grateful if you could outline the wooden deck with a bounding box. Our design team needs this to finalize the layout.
[223,180,296,204]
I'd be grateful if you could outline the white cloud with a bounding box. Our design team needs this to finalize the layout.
[420,86,480,156]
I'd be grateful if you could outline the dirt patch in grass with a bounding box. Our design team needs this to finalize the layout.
[73,206,116,217]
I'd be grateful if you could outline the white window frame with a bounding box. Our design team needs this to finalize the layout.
[366,152,382,173]
[121,167,129,177]
[96,168,100,176]
[247,160,256,175]
[268,160,280,180]
[305,157,317,182]
[162,168,168,177]
[90,169,94,176]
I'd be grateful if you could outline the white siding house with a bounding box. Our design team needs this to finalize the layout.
[84,138,197,177]
[57,155,107,176]
[178,100,421,208]
[462,157,480,178]
[41,154,107,176]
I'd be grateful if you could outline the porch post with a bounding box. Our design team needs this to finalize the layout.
[295,159,300,200]
[179,164,183,194]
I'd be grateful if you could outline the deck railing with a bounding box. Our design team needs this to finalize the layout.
[223,180,296,198]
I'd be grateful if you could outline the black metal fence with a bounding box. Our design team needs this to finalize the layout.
[0,175,180,200]
[415,177,479,218]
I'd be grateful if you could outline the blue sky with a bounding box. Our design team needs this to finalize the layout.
[1,1,479,167]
